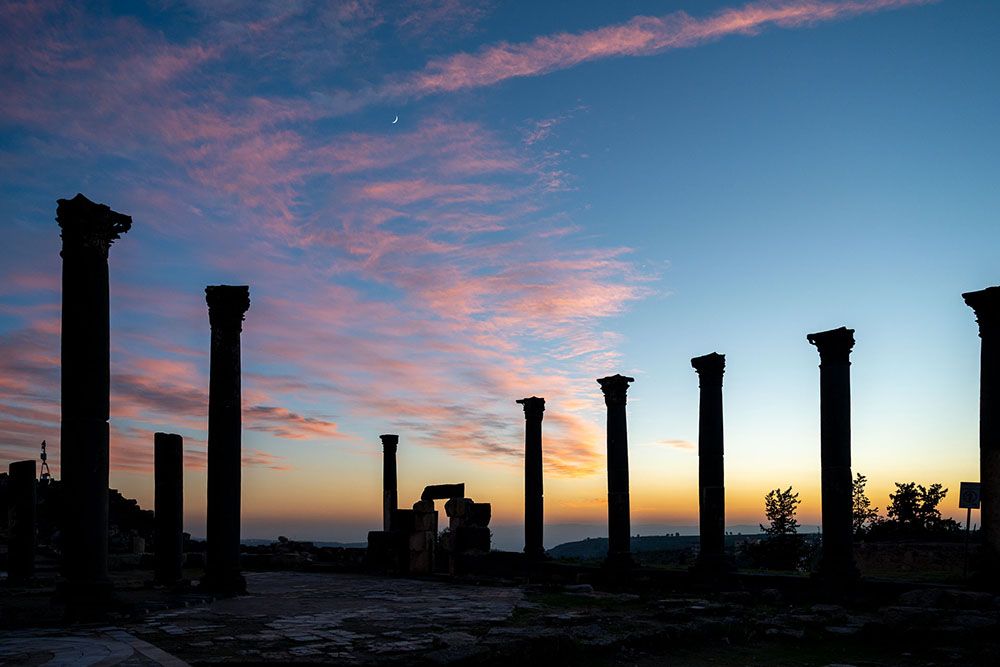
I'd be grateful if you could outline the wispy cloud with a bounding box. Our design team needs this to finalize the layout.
[0,0,936,482]
[376,0,934,103]
[656,438,696,452]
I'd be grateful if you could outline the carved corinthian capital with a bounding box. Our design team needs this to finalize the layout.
[691,352,726,387]
[205,285,250,333]
[597,374,634,406]
[379,434,399,453]
[807,327,855,365]
[964,286,1000,339]
[56,193,132,256]
[516,397,546,421]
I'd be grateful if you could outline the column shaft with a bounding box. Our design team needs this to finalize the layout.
[599,375,634,567]
[381,434,398,532]
[154,433,184,586]
[56,194,130,600]
[692,353,726,571]
[964,286,1000,566]
[808,327,859,581]
[518,397,545,559]
[204,285,250,595]
[8,460,36,582]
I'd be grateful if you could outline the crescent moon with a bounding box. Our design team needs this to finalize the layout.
[392,116,399,124]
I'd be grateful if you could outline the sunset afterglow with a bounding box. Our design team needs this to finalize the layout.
[1,0,997,549]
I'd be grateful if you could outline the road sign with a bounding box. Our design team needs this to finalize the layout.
[959,482,981,509]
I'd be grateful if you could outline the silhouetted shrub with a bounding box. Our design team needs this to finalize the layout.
[852,473,883,538]
[866,482,962,541]
[742,486,813,570]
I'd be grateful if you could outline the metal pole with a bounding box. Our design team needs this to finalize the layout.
[964,507,972,578]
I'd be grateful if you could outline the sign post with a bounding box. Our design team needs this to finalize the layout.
[959,481,981,578]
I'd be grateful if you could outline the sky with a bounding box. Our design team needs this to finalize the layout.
[1,0,997,549]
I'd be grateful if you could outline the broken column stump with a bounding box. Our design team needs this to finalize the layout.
[444,496,492,573]
[381,434,399,532]
[154,432,184,587]
[398,502,439,574]
[7,460,37,583]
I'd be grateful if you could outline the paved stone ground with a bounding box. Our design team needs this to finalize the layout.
[129,572,522,664]
[4,572,1000,665]
[0,628,188,666]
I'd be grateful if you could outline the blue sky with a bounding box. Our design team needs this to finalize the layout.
[0,0,996,545]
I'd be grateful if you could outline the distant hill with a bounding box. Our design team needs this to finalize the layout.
[548,533,764,560]
[240,538,366,549]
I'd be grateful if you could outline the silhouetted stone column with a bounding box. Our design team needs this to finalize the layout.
[691,353,728,573]
[56,194,131,601]
[964,286,1000,567]
[154,433,184,587]
[7,460,37,583]
[381,434,399,532]
[807,327,860,582]
[517,397,546,559]
[203,285,250,595]
[598,374,635,568]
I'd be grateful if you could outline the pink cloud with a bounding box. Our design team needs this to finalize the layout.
[379,0,935,100]
[0,0,937,484]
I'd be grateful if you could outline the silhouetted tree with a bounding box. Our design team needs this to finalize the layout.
[867,482,961,540]
[761,486,800,536]
[851,473,882,538]
[743,486,810,571]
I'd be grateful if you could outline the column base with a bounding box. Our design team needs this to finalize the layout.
[4,571,36,586]
[689,554,736,581]
[967,544,1000,591]
[55,577,114,600]
[603,551,635,570]
[151,575,191,591]
[200,571,247,596]
[55,578,117,619]
[812,558,861,587]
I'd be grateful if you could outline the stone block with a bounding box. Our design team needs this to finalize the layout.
[409,530,435,552]
[445,497,474,518]
[366,530,407,573]
[454,526,491,553]
[469,503,491,527]
[412,499,435,513]
[390,509,415,532]
[413,510,438,533]
[421,483,465,500]
[408,530,435,574]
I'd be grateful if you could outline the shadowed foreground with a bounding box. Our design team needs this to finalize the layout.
[3,571,1000,665]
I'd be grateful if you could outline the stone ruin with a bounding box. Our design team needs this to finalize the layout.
[366,481,492,575]
[4,193,1000,610]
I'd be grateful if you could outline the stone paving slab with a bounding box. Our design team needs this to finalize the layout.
[128,572,522,663]
[0,628,190,666]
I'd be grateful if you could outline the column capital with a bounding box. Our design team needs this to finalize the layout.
[597,374,634,406]
[807,326,855,365]
[516,396,545,420]
[56,193,132,256]
[206,285,250,333]
[691,352,725,387]
[379,433,399,452]
[963,286,1000,338]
